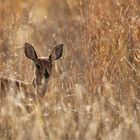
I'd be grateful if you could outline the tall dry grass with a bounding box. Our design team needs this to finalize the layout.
[0,0,140,140]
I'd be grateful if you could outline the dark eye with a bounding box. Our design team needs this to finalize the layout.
[36,64,41,70]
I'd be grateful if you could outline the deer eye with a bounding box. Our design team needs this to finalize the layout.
[36,64,41,70]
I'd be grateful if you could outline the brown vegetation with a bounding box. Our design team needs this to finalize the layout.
[0,0,140,140]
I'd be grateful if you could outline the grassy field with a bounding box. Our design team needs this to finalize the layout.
[0,0,140,140]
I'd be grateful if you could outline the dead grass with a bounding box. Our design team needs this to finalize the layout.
[0,0,140,140]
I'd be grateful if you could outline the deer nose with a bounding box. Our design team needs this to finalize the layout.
[44,70,49,80]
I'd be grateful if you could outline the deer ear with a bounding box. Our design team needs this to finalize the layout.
[24,42,38,62]
[49,44,63,61]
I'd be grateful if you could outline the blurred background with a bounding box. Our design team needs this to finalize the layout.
[1,0,140,140]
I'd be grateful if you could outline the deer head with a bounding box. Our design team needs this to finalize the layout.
[24,42,63,97]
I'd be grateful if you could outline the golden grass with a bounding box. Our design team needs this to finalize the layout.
[0,0,140,139]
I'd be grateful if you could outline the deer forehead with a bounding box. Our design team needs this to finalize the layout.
[35,57,52,70]
[36,57,50,64]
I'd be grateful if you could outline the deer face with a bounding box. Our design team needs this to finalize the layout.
[33,58,52,86]
[24,42,63,88]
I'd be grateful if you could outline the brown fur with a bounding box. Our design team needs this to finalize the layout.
[0,77,33,99]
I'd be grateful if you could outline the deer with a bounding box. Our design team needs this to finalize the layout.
[0,42,63,102]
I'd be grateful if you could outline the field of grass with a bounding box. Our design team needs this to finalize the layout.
[0,0,140,140]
